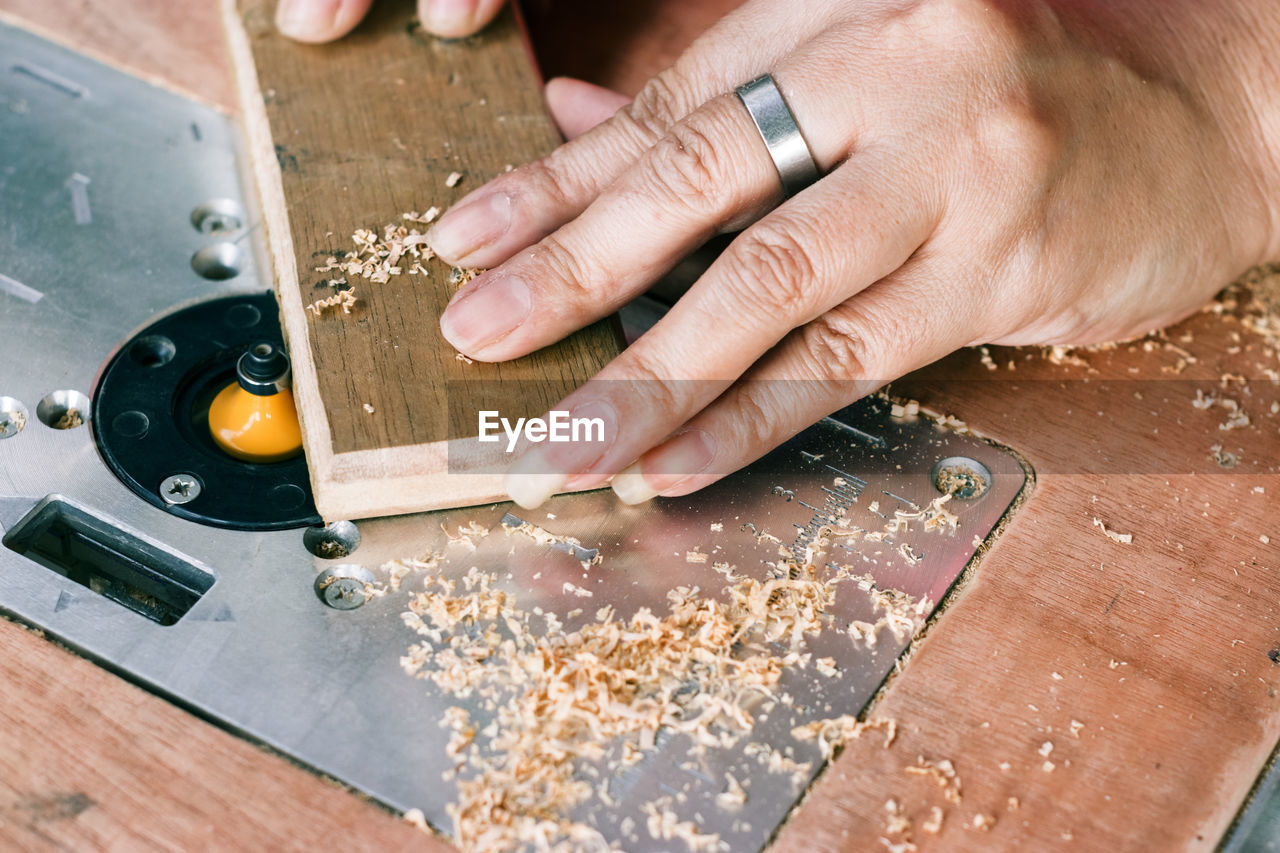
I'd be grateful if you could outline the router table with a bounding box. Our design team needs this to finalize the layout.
[0,1,1277,851]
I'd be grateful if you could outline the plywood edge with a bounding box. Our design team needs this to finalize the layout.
[220,0,337,510]
[314,440,601,519]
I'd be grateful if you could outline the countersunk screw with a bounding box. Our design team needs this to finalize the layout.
[315,564,377,610]
[159,473,202,505]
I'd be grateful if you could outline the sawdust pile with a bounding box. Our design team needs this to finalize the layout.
[309,209,480,317]
[393,546,924,853]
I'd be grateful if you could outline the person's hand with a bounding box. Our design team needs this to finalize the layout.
[275,0,505,42]
[425,0,1280,509]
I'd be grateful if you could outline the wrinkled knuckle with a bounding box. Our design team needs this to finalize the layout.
[730,225,820,309]
[730,384,781,451]
[532,233,599,302]
[518,157,579,214]
[979,93,1061,184]
[626,71,690,142]
[619,360,686,414]
[799,316,874,379]
[646,119,728,213]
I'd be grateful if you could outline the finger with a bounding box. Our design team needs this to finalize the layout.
[275,0,374,43]
[545,78,632,141]
[418,0,506,39]
[500,156,936,508]
[440,92,780,361]
[426,0,848,269]
[611,266,979,502]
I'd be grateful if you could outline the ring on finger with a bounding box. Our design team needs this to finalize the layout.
[734,73,820,198]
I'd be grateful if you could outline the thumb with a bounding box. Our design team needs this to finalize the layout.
[276,0,375,43]
[418,0,507,39]
[544,77,632,140]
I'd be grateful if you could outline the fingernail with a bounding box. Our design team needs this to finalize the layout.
[440,273,531,352]
[420,0,480,37]
[504,451,567,509]
[276,0,340,39]
[556,399,620,487]
[610,463,658,505]
[611,430,716,505]
[429,191,512,265]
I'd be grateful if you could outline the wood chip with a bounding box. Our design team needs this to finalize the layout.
[1092,517,1133,545]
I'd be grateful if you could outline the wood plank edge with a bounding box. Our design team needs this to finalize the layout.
[220,0,338,514]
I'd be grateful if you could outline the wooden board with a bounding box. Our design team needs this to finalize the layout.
[1,3,1279,852]
[0,616,448,852]
[767,293,1280,851]
[223,0,622,521]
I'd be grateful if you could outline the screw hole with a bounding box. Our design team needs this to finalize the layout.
[128,335,176,368]
[36,390,91,429]
[931,456,991,500]
[190,198,245,235]
[191,242,242,280]
[304,521,361,559]
[0,397,29,438]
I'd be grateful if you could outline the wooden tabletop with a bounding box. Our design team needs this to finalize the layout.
[0,2,1276,851]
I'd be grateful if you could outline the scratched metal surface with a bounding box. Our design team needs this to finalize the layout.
[0,22,1033,852]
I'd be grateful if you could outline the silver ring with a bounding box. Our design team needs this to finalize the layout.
[735,73,819,198]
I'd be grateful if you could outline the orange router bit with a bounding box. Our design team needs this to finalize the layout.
[208,342,303,463]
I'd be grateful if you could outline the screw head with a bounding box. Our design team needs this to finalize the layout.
[315,564,377,610]
[159,474,202,505]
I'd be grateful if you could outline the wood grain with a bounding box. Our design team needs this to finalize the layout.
[224,0,622,520]
[769,289,1280,851]
[0,616,447,852]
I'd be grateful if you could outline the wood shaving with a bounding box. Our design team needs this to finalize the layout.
[561,581,593,598]
[890,399,920,418]
[446,171,464,187]
[905,756,962,803]
[362,403,375,414]
[883,797,912,837]
[306,288,357,316]
[715,773,747,811]
[53,409,83,429]
[792,715,897,761]
[1069,720,1084,737]
[643,798,719,852]
[1209,444,1239,468]
[450,267,481,287]
[1092,517,1133,545]
[921,806,945,834]
[971,813,996,831]
[686,550,709,564]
